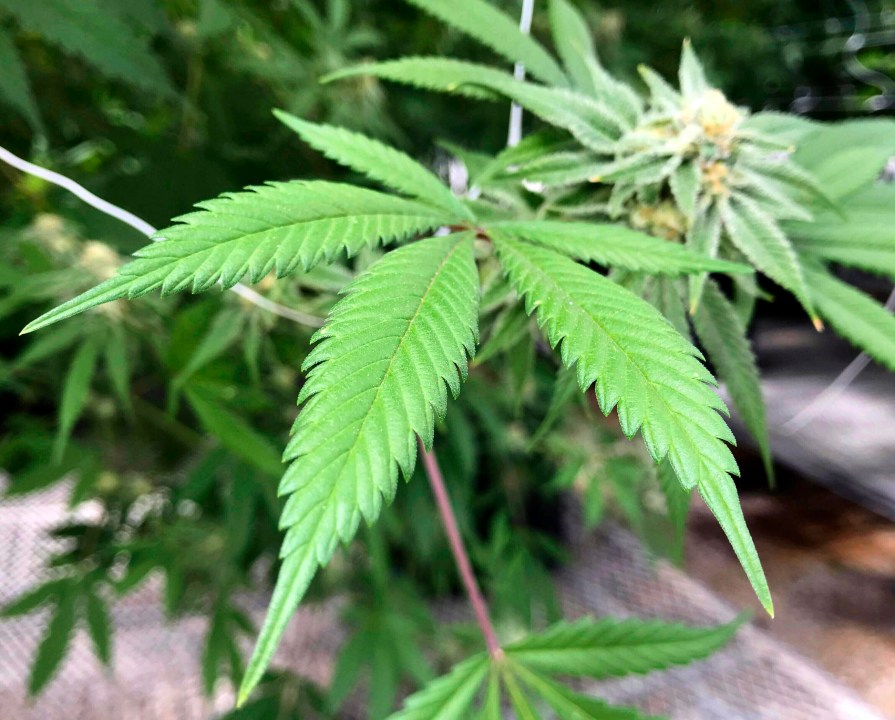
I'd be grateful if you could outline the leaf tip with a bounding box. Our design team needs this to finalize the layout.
[811,315,824,332]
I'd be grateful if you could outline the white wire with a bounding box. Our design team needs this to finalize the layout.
[506,0,535,147]
[0,145,323,327]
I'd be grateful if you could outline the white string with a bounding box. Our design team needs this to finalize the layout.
[0,145,323,327]
[506,0,535,147]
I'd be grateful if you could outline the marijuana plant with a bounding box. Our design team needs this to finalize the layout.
[13,0,895,715]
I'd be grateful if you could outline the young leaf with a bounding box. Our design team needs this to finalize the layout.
[84,588,112,665]
[670,160,700,218]
[1,578,70,617]
[488,220,749,276]
[678,38,709,98]
[23,182,453,334]
[29,586,77,694]
[274,111,472,219]
[505,615,742,677]
[239,233,479,703]
[692,281,773,481]
[104,326,133,416]
[54,338,100,461]
[686,205,723,311]
[720,194,815,320]
[388,654,489,720]
[803,263,895,372]
[491,233,772,613]
[403,0,568,87]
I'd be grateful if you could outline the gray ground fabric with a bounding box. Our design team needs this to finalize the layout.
[0,480,885,720]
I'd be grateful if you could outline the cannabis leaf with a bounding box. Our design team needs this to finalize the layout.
[274,110,472,220]
[239,232,479,703]
[389,615,741,719]
[692,281,773,479]
[504,615,742,677]
[22,182,452,333]
[803,263,895,372]
[405,0,567,87]
[491,232,771,614]
[487,220,750,276]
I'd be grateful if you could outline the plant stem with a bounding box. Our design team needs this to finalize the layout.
[417,437,504,659]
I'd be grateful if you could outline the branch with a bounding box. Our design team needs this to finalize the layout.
[417,437,503,659]
[0,145,323,327]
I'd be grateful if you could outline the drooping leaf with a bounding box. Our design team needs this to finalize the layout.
[403,0,568,86]
[23,182,452,333]
[29,586,77,695]
[275,111,471,219]
[491,233,771,614]
[803,263,895,372]
[239,233,479,703]
[488,220,748,276]
[84,589,112,665]
[693,281,773,481]
[54,338,100,461]
[505,615,742,677]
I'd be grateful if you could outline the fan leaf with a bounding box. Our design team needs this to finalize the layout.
[491,233,771,613]
[488,220,749,276]
[239,233,479,703]
[23,182,451,334]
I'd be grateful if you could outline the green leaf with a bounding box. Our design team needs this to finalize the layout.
[685,205,722,311]
[387,654,489,720]
[528,366,580,448]
[492,234,771,613]
[548,0,597,94]
[669,161,700,218]
[275,111,471,219]
[657,458,690,555]
[239,233,479,704]
[788,185,895,282]
[678,39,708,98]
[513,663,656,719]
[84,589,112,665]
[488,220,748,276]
[328,58,624,152]
[693,281,773,481]
[29,586,77,694]
[172,309,245,392]
[637,64,681,110]
[475,304,531,364]
[1,579,70,617]
[0,0,173,96]
[720,194,815,320]
[506,615,742,678]
[23,182,451,333]
[0,27,42,130]
[186,388,283,477]
[104,326,134,416]
[54,338,100,462]
[803,263,895,372]
[403,0,568,87]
